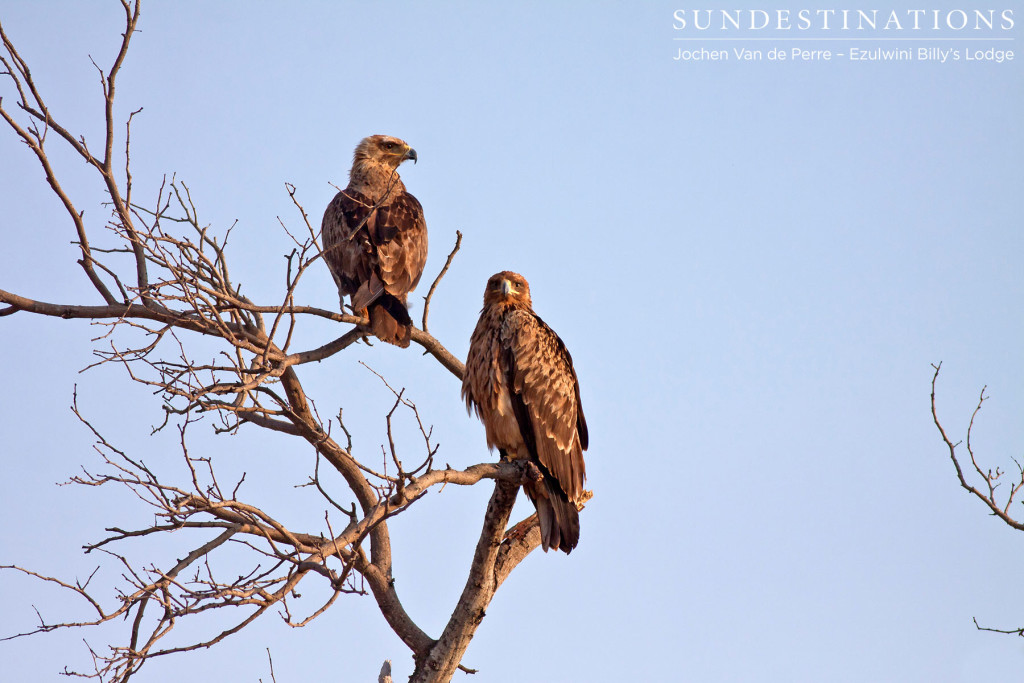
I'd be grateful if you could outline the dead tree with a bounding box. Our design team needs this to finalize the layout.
[0,3,583,681]
[931,362,1024,637]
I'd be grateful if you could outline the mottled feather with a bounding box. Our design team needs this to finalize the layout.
[322,135,427,347]
[462,272,588,554]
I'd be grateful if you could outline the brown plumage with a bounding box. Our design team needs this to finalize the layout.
[322,135,428,347]
[462,272,589,554]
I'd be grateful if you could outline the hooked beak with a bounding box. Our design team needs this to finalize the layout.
[500,279,512,296]
[405,147,418,164]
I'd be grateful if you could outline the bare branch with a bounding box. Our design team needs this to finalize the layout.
[412,480,522,681]
[422,230,462,333]
[973,617,1024,637]
[1,8,553,681]
[931,363,1024,532]
[933,363,1024,637]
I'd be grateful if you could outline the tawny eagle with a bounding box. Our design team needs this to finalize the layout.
[462,272,589,554]
[322,135,428,347]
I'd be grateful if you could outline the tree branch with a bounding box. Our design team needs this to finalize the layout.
[931,363,1024,532]
[422,230,462,333]
[411,479,521,681]
[1,7,552,680]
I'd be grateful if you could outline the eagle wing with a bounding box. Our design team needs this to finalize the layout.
[374,192,428,301]
[322,188,379,307]
[501,309,586,502]
[321,189,428,310]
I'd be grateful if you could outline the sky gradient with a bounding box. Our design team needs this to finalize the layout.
[1,2,1022,681]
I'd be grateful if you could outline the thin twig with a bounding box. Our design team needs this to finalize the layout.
[422,230,462,333]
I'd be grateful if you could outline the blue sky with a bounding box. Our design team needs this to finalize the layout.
[1,2,1022,681]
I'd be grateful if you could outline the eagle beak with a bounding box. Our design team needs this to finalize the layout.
[500,279,513,296]
[405,147,418,164]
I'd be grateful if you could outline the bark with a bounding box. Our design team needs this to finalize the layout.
[410,480,520,682]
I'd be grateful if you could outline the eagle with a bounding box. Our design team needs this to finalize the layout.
[322,135,428,347]
[462,271,589,554]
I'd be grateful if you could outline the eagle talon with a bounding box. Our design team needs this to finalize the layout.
[523,462,543,483]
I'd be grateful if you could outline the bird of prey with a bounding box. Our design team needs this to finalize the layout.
[322,135,428,347]
[462,272,589,554]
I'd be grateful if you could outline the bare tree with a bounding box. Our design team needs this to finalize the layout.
[931,362,1024,637]
[0,4,587,681]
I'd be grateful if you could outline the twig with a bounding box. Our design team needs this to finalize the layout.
[422,230,462,333]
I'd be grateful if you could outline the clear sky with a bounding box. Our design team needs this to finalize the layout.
[1,2,1022,681]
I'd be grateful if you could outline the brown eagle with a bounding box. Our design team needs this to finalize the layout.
[322,135,428,347]
[462,272,589,554]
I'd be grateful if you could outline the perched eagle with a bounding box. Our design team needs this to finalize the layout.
[322,135,428,347]
[462,272,589,554]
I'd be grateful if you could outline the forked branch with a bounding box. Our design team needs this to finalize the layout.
[931,363,1024,531]
[932,362,1024,637]
[0,5,544,681]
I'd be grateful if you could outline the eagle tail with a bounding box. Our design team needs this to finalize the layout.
[527,479,580,555]
[368,294,413,348]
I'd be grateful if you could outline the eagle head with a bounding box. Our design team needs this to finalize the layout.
[354,134,417,169]
[484,271,532,307]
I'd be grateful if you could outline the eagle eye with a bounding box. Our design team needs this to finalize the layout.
[383,142,395,151]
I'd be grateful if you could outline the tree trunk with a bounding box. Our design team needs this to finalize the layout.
[409,480,520,682]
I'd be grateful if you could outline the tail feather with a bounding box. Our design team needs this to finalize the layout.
[368,294,413,348]
[526,479,580,555]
